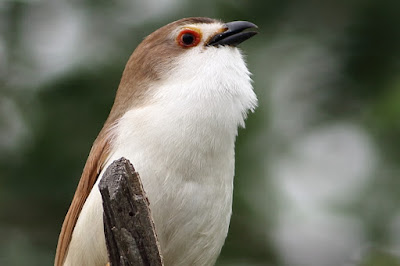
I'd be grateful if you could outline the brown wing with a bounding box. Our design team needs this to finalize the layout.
[54,129,111,266]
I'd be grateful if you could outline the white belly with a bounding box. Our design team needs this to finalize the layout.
[64,154,234,266]
[64,106,236,266]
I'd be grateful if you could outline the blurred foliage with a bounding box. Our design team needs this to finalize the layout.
[359,248,400,266]
[1,0,400,265]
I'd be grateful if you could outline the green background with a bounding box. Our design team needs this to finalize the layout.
[1,0,400,265]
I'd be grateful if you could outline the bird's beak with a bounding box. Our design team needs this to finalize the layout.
[207,21,258,47]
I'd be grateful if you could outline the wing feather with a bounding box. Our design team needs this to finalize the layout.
[54,129,111,266]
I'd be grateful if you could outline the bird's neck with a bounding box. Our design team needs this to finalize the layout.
[107,47,257,179]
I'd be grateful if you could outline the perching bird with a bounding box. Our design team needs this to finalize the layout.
[55,17,258,266]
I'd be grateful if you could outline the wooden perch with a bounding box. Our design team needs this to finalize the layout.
[99,157,164,266]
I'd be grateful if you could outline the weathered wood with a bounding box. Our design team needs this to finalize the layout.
[99,157,163,266]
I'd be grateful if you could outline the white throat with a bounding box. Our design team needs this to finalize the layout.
[113,46,257,170]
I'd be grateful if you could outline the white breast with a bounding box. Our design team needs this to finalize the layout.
[64,46,257,266]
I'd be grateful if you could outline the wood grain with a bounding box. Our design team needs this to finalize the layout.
[99,157,163,266]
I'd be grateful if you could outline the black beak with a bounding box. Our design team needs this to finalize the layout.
[207,21,258,47]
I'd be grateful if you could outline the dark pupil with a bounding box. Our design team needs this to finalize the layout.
[182,33,195,45]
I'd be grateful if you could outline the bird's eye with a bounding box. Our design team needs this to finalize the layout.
[177,29,201,48]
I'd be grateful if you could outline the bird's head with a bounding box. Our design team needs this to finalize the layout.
[110,17,258,122]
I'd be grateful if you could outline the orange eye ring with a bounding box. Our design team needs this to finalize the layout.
[177,29,202,48]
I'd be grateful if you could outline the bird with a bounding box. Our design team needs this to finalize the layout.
[55,17,258,266]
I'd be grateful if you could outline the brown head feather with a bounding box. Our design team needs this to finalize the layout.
[54,17,219,266]
[108,17,219,121]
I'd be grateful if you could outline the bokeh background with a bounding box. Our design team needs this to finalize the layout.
[1,0,400,265]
